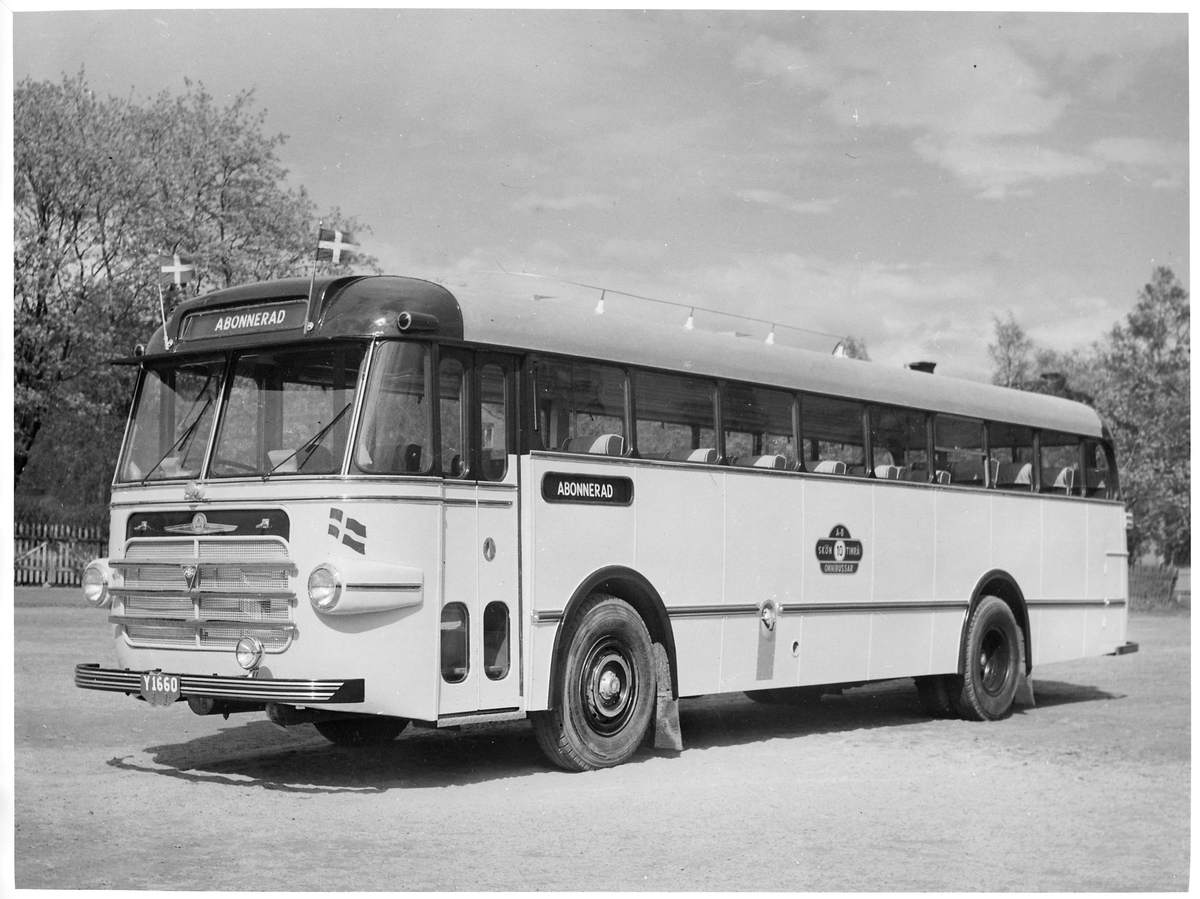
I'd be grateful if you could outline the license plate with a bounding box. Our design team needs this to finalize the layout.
[140,671,181,707]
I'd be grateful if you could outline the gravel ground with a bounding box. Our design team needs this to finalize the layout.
[12,587,1190,891]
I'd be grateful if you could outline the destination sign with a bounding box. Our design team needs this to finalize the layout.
[542,472,634,506]
[181,300,307,341]
[815,524,863,574]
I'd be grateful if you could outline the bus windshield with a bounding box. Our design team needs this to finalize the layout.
[117,343,368,482]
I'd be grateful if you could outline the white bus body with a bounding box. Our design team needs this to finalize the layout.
[77,273,1135,769]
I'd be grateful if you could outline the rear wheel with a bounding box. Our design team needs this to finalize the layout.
[531,594,656,771]
[950,595,1022,721]
[313,716,408,747]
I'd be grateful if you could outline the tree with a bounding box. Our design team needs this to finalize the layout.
[837,335,871,361]
[14,72,377,498]
[1094,268,1190,565]
[988,311,1034,388]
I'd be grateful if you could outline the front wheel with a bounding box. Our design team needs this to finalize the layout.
[950,596,1022,721]
[313,716,408,747]
[531,594,656,771]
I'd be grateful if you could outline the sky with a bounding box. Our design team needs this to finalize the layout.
[9,6,1191,381]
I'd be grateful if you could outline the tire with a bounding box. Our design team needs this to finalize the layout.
[950,595,1022,721]
[531,594,656,771]
[744,686,826,706]
[313,716,408,747]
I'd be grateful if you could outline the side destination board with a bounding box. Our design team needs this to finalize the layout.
[181,299,308,340]
[542,472,634,506]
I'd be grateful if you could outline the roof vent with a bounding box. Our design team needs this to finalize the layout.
[907,361,936,374]
[397,311,440,333]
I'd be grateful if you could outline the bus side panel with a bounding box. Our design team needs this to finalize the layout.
[868,484,938,680]
[719,472,803,692]
[796,478,874,685]
[1090,503,1131,654]
[1033,501,1092,666]
[525,456,637,709]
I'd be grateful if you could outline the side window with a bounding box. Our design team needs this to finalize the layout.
[1040,431,1081,495]
[352,342,432,476]
[1083,438,1117,499]
[634,371,718,463]
[802,394,866,476]
[479,362,508,481]
[536,359,627,455]
[723,384,796,469]
[439,355,467,477]
[483,601,510,680]
[869,406,928,481]
[989,422,1035,491]
[935,415,986,487]
[440,603,469,684]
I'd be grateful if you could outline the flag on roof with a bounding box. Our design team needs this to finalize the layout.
[316,228,358,265]
[158,252,196,287]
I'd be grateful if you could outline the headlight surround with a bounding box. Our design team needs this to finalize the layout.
[81,562,111,608]
[308,563,342,612]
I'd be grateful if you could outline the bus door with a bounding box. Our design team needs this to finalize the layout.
[438,351,521,717]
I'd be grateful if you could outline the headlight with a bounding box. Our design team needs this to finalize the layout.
[81,562,111,608]
[308,563,342,612]
[235,636,264,671]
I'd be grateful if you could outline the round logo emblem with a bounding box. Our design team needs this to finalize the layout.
[192,513,208,533]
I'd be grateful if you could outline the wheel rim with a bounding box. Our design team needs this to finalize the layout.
[579,637,638,736]
[977,626,1012,697]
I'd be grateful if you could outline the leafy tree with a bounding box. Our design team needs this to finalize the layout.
[1094,268,1190,565]
[14,71,376,502]
[988,311,1034,388]
[838,335,871,360]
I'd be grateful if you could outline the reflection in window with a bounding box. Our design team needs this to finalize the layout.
[439,355,466,477]
[1040,431,1081,495]
[802,395,866,475]
[483,601,510,680]
[120,358,224,482]
[935,415,986,487]
[536,359,627,454]
[352,342,432,476]
[724,385,796,469]
[635,371,718,463]
[990,422,1035,491]
[440,603,469,684]
[870,406,928,481]
[480,363,508,481]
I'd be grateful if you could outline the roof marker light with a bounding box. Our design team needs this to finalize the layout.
[765,326,776,346]
[685,309,695,330]
[595,290,606,315]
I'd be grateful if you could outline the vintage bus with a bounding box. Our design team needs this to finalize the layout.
[76,272,1137,770]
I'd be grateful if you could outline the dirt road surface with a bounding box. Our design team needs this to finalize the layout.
[13,588,1190,891]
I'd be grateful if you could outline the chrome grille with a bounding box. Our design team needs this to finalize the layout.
[112,537,296,652]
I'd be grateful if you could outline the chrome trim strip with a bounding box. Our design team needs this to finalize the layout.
[345,583,422,593]
[112,559,297,574]
[74,664,363,703]
[1027,599,1127,608]
[108,615,297,632]
[113,589,297,602]
[532,609,564,623]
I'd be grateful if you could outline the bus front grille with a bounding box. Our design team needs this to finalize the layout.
[110,538,297,652]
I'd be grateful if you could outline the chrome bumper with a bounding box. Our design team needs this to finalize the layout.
[74,663,364,703]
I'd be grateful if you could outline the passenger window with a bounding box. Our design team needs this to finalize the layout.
[1040,431,1081,495]
[479,363,508,481]
[439,355,467,477]
[935,415,986,487]
[989,422,1035,491]
[536,359,627,455]
[802,395,866,476]
[483,601,510,680]
[869,406,928,481]
[634,371,718,462]
[723,385,796,469]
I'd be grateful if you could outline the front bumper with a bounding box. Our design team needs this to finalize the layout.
[74,663,364,703]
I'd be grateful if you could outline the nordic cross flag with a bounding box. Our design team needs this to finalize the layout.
[158,253,196,287]
[316,228,358,265]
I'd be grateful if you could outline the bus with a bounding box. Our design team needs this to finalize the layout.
[75,272,1137,770]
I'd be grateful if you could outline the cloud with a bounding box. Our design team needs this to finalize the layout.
[914,136,1104,199]
[736,189,838,215]
[511,192,616,213]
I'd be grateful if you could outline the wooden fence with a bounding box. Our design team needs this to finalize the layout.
[14,521,108,587]
[1128,565,1184,609]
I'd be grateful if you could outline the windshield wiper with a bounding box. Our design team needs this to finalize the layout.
[262,401,354,481]
[140,394,215,485]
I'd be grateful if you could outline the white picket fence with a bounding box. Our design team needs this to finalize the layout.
[14,521,108,586]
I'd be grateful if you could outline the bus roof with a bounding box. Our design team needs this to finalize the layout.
[148,273,1104,438]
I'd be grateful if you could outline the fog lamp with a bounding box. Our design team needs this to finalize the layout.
[235,636,265,671]
[308,563,342,612]
[81,562,111,608]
